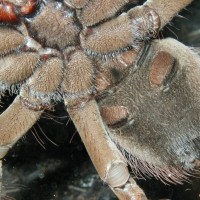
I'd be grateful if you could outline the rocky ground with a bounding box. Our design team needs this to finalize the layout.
[1,0,200,200]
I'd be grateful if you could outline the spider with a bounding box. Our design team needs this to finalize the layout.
[0,0,199,199]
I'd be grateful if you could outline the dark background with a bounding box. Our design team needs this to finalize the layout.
[1,0,200,200]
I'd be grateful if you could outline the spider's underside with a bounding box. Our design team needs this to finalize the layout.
[0,0,200,199]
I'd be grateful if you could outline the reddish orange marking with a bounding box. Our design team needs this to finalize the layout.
[150,51,174,87]
[83,27,93,37]
[118,49,138,67]
[40,54,50,61]
[20,0,37,15]
[100,106,129,126]
[0,1,18,22]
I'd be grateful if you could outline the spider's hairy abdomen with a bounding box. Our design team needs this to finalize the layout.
[99,38,200,183]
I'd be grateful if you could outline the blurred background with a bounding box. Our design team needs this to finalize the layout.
[1,0,200,199]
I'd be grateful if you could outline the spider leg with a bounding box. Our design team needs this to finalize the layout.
[0,26,43,93]
[0,96,42,158]
[0,26,44,155]
[0,27,25,56]
[0,52,39,90]
[80,0,193,57]
[0,95,43,198]
[67,100,147,200]
[61,49,94,105]
[22,56,63,103]
[144,0,193,29]
[76,0,133,26]
[64,0,89,9]
[80,6,160,56]
[0,54,62,150]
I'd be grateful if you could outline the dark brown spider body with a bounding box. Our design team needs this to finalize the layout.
[0,0,199,199]
[99,41,200,183]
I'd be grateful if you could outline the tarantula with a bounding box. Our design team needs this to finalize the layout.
[0,0,200,199]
